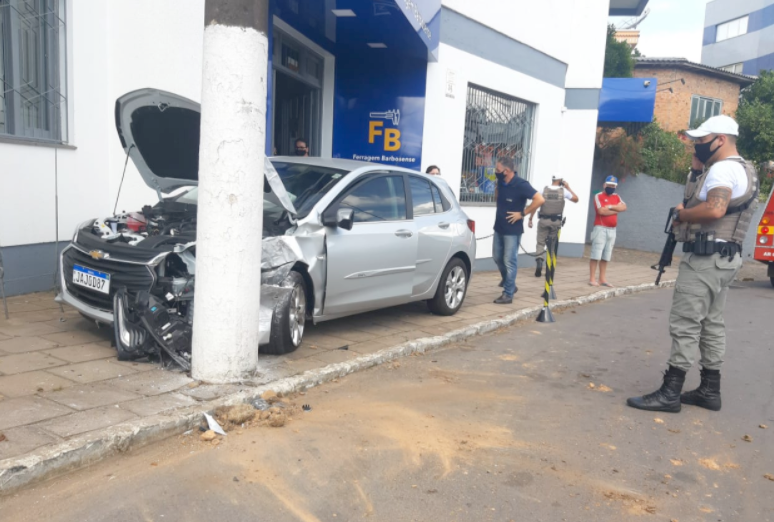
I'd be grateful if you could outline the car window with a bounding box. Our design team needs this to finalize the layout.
[410,177,435,217]
[430,184,444,213]
[340,176,407,223]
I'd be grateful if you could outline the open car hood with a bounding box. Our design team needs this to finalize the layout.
[115,88,296,216]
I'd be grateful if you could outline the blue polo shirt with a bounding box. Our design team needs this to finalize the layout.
[494,173,538,236]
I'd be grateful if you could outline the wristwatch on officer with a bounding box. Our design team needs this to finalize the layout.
[672,208,681,222]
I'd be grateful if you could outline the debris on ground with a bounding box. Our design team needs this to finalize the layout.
[670,459,684,466]
[760,424,768,429]
[252,398,271,411]
[0,432,6,443]
[302,404,312,411]
[602,491,656,516]
[764,474,774,482]
[200,430,217,442]
[654,418,665,424]
[668,429,681,434]
[743,434,753,442]
[259,407,288,427]
[215,404,256,426]
[588,383,596,389]
[597,385,613,393]
[699,459,721,471]
[203,412,227,436]
[261,390,279,402]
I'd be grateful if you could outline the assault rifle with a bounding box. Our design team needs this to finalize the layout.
[651,207,677,285]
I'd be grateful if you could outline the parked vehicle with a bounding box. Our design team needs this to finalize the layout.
[753,187,774,287]
[56,89,476,366]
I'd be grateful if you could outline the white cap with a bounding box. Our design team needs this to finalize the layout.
[685,115,739,139]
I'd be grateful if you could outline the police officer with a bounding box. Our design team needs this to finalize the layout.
[627,115,759,413]
[528,176,579,277]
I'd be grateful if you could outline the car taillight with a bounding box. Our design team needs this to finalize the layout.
[762,226,770,235]
[467,219,475,233]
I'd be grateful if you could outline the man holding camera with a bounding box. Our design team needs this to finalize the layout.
[627,115,759,413]
[528,176,579,277]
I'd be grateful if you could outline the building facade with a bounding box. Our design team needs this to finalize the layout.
[702,0,774,75]
[634,58,754,132]
[0,0,646,296]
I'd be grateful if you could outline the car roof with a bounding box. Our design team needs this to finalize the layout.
[270,156,432,177]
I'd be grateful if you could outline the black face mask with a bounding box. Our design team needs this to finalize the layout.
[604,187,615,196]
[295,147,307,156]
[694,136,720,164]
[495,170,505,176]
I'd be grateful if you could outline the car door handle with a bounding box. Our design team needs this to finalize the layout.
[438,222,450,229]
[395,229,413,238]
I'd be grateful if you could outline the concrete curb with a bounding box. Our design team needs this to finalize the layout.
[0,279,675,495]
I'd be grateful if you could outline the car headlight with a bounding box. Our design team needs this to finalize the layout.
[73,219,96,243]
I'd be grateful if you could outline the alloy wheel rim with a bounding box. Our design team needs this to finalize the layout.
[289,286,306,346]
[444,266,466,309]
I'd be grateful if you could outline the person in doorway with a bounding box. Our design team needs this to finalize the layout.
[426,165,441,176]
[295,138,309,157]
[492,156,545,304]
[589,176,626,287]
[528,176,579,277]
[627,115,758,413]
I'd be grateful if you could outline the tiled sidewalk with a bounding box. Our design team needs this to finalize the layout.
[0,257,659,462]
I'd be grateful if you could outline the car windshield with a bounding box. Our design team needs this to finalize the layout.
[174,162,349,219]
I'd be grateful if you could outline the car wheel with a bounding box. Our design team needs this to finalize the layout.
[261,271,307,355]
[428,258,468,316]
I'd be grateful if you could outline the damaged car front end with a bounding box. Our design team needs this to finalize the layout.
[56,89,332,367]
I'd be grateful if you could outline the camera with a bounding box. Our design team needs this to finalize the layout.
[643,80,651,87]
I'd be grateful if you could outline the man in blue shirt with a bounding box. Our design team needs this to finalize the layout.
[492,156,545,304]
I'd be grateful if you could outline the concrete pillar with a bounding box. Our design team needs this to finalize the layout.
[192,0,269,383]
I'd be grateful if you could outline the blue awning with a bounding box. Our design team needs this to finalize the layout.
[598,78,656,123]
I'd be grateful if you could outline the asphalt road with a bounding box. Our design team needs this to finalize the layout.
[2,283,773,522]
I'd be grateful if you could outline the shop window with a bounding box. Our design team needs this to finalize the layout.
[460,84,535,205]
[0,0,67,142]
[719,63,744,74]
[689,96,723,128]
[716,16,748,42]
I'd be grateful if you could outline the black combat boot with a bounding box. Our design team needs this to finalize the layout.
[535,258,544,278]
[680,368,721,411]
[626,366,686,413]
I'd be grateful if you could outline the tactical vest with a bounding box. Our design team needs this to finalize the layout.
[539,186,566,218]
[674,158,759,244]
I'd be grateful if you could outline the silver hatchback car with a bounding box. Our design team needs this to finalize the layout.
[57,89,476,365]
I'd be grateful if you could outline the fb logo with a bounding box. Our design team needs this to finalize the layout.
[369,110,401,151]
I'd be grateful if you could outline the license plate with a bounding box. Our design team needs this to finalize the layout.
[72,264,111,294]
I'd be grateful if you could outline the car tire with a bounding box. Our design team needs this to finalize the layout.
[428,258,469,316]
[261,271,307,356]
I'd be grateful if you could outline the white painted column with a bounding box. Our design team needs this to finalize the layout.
[192,0,269,383]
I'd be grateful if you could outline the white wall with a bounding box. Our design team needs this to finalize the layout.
[441,0,609,88]
[0,0,112,247]
[105,0,206,215]
[421,43,567,259]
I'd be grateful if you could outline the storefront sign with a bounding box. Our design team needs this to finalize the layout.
[333,54,426,170]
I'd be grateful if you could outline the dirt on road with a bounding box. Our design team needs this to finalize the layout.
[2,283,773,522]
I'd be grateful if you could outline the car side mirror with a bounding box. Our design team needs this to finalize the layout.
[322,206,354,230]
[336,208,354,231]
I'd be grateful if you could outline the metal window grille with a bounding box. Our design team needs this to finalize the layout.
[0,0,67,142]
[459,84,536,205]
[689,95,722,128]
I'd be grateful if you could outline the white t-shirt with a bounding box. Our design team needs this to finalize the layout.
[544,186,574,200]
[698,156,748,201]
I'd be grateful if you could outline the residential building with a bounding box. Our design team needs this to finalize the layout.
[0,0,648,296]
[634,58,754,132]
[702,0,774,75]
[614,29,640,49]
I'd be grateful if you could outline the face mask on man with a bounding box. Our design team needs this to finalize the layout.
[295,147,307,156]
[694,136,720,164]
[604,187,615,196]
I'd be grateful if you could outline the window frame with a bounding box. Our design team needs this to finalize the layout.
[719,62,744,74]
[716,15,749,43]
[408,175,438,218]
[0,0,67,143]
[689,95,723,128]
[334,172,411,224]
[458,83,537,207]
